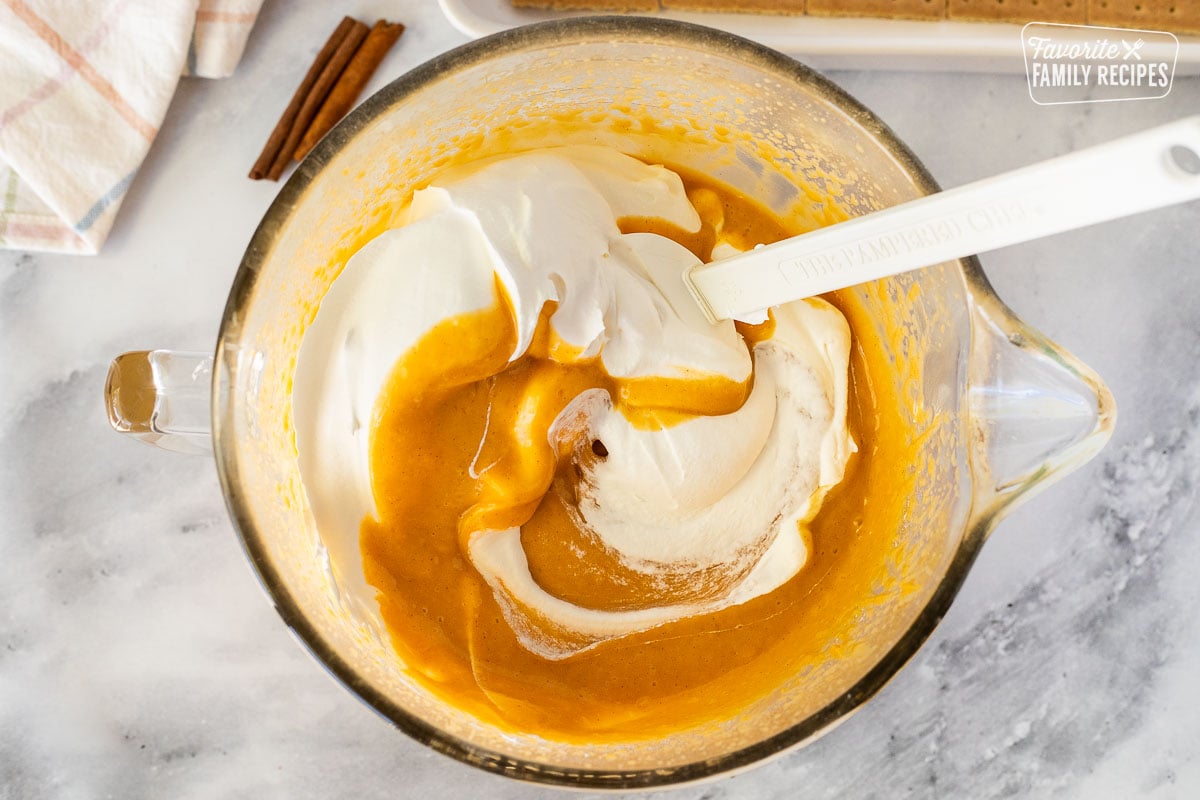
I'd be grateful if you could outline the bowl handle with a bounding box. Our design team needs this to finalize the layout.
[104,350,213,455]
[967,290,1116,523]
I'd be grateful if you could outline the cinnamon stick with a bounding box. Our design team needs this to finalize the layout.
[249,16,356,180]
[293,20,405,162]
[264,17,370,181]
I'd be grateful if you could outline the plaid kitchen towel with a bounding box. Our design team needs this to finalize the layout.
[188,0,263,78]
[0,0,264,254]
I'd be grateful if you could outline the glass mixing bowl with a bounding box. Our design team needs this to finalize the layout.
[105,17,1113,789]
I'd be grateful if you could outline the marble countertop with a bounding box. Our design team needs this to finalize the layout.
[2,2,1198,798]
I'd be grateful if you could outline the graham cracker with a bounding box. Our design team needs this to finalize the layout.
[508,0,1200,33]
[510,0,660,10]
[807,0,945,20]
[661,0,806,13]
[949,0,1085,23]
[1088,0,1200,34]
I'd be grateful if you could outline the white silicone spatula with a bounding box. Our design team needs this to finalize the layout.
[680,115,1200,324]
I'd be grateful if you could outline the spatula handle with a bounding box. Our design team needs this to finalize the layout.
[685,115,1200,323]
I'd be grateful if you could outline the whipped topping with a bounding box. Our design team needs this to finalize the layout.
[294,146,854,660]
